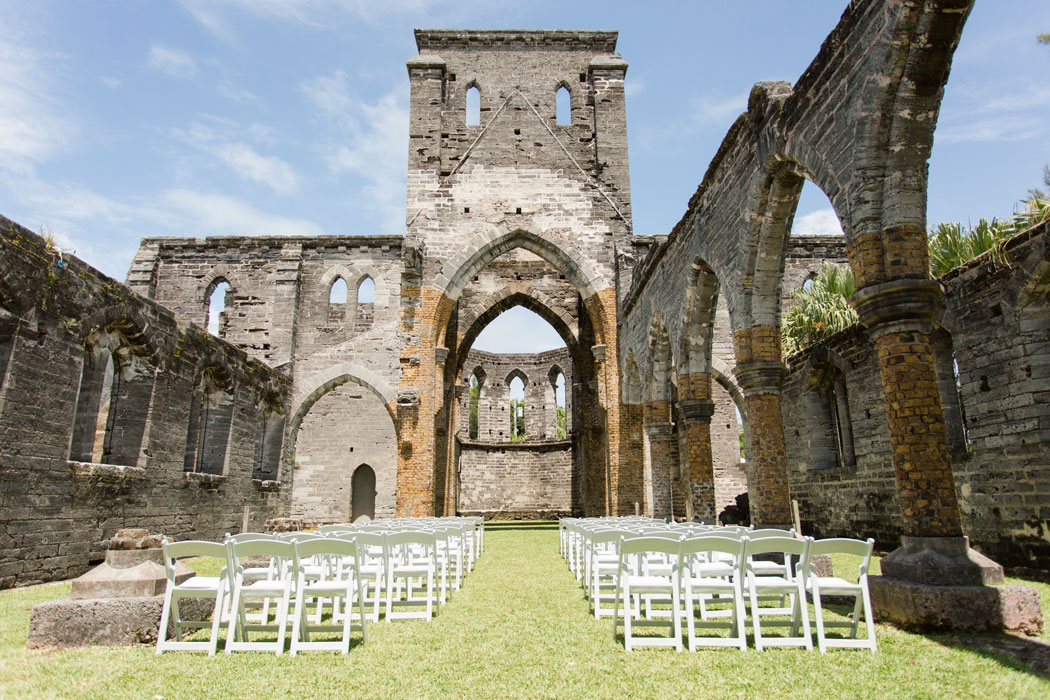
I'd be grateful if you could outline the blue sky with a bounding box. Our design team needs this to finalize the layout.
[2,1,1048,353]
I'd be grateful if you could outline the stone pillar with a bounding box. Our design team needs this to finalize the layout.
[677,396,717,523]
[643,421,675,520]
[733,360,792,529]
[851,279,1002,583]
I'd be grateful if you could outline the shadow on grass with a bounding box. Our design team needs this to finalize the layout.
[929,631,1050,680]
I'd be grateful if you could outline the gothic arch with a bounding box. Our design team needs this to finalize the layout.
[680,257,721,375]
[289,365,397,434]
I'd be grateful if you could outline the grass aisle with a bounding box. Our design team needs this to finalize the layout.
[0,523,1048,699]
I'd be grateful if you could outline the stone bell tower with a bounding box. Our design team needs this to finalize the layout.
[396,30,633,516]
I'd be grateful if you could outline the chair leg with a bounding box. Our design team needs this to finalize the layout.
[208,589,225,656]
[748,580,763,652]
[225,585,243,654]
[156,590,174,654]
[812,585,826,653]
[672,586,682,652]
[849,593,863,639]
[796,579,813,651]
[862,586,877,652]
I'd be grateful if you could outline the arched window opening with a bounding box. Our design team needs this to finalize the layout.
[803,359,855,469]
[206,281,231,337]
[550,368,567,439]
[355,276,376,332]
[351,464,377,522]
[70,328,155,467]
[791,179,844,237]
[329,277,348,304]
[735,405,746,463]
[932,329,971,456]
[508,374,525,440]
[328,277,348,324]
[184,368,235,476]
[466,85,481,126]
[253,399,284,481]
[0,308,15,394]
[556,85,571,126]
[468,372,481,439]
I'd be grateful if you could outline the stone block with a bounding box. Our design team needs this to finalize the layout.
[27,596,213,648]
[870,576,1043,634]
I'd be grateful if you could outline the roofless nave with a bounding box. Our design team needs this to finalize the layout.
[0,0,1046,630]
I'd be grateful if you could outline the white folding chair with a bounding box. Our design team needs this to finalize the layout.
[589,529,627,618]
[612,536,682,652]
[745,536,812,651]
[354,531,387,622]
[289,537,368,655]
[225,538,295,654]
[804,537,877,653]
[680,535,747,651]
[384,530,437,621]
[156,540,230,655]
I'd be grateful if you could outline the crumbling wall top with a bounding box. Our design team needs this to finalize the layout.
[414,29,618,53]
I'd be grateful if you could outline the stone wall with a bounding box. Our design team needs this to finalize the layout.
[289,380,397,523]
[457,439,574,517]
[0,216,291,588]
[127,235,404,524]
[782,223,1050,569]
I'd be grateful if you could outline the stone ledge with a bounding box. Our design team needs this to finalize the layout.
[870,576,1043,634]
[28,596,213,648]
[252,478,281,492]
[69,461,146,483]
[183,471,227,488]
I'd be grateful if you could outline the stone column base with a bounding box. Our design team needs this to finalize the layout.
[881,536,1004,585]
[869,576,1043,634]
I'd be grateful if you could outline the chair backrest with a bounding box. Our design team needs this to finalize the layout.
[317,524,354,534]
[294,536,358,561]
[744,535,808,559]
[230,538,296,563]
[808,537,873,558]
[748,528,796,539]
[226,532,274,543]
[619,535,682,557]
[680,535,748,559]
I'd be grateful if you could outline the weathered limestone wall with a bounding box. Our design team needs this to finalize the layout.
[0,217,291,588]
[457,439,574,517]
[290,381,397,522]
[127,235,404,524]
[782,224,1050,568]
[461,348,572,441]
[401,30,631,516]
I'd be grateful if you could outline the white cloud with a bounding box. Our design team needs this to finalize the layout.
[303,72,408,230]
[0,37,76,174]
[179,0,442,36]
[689,92,747,130]
[171,120,300,195]
[937,81,1050,144]
[148,44,197,80]
[215,143,300,195]
[792,208,843,237]
[937,115,1044,144]
[162,189,323,236]
[99,75,123,89]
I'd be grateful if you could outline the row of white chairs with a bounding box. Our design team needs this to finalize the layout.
[156,517,484,656]
[560,517,877,653]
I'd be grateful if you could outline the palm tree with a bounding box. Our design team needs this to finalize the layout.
[781,263,857,357]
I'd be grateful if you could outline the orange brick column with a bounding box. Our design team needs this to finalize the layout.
[677,371,717,523]
[851,279,1002,584]
[643,419,675,520]
[617,401,645,515]
[732,326,792,529]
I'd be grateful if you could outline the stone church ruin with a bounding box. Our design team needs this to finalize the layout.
[0,0,1046,628]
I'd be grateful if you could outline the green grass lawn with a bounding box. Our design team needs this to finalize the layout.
[0,522,1047,699]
